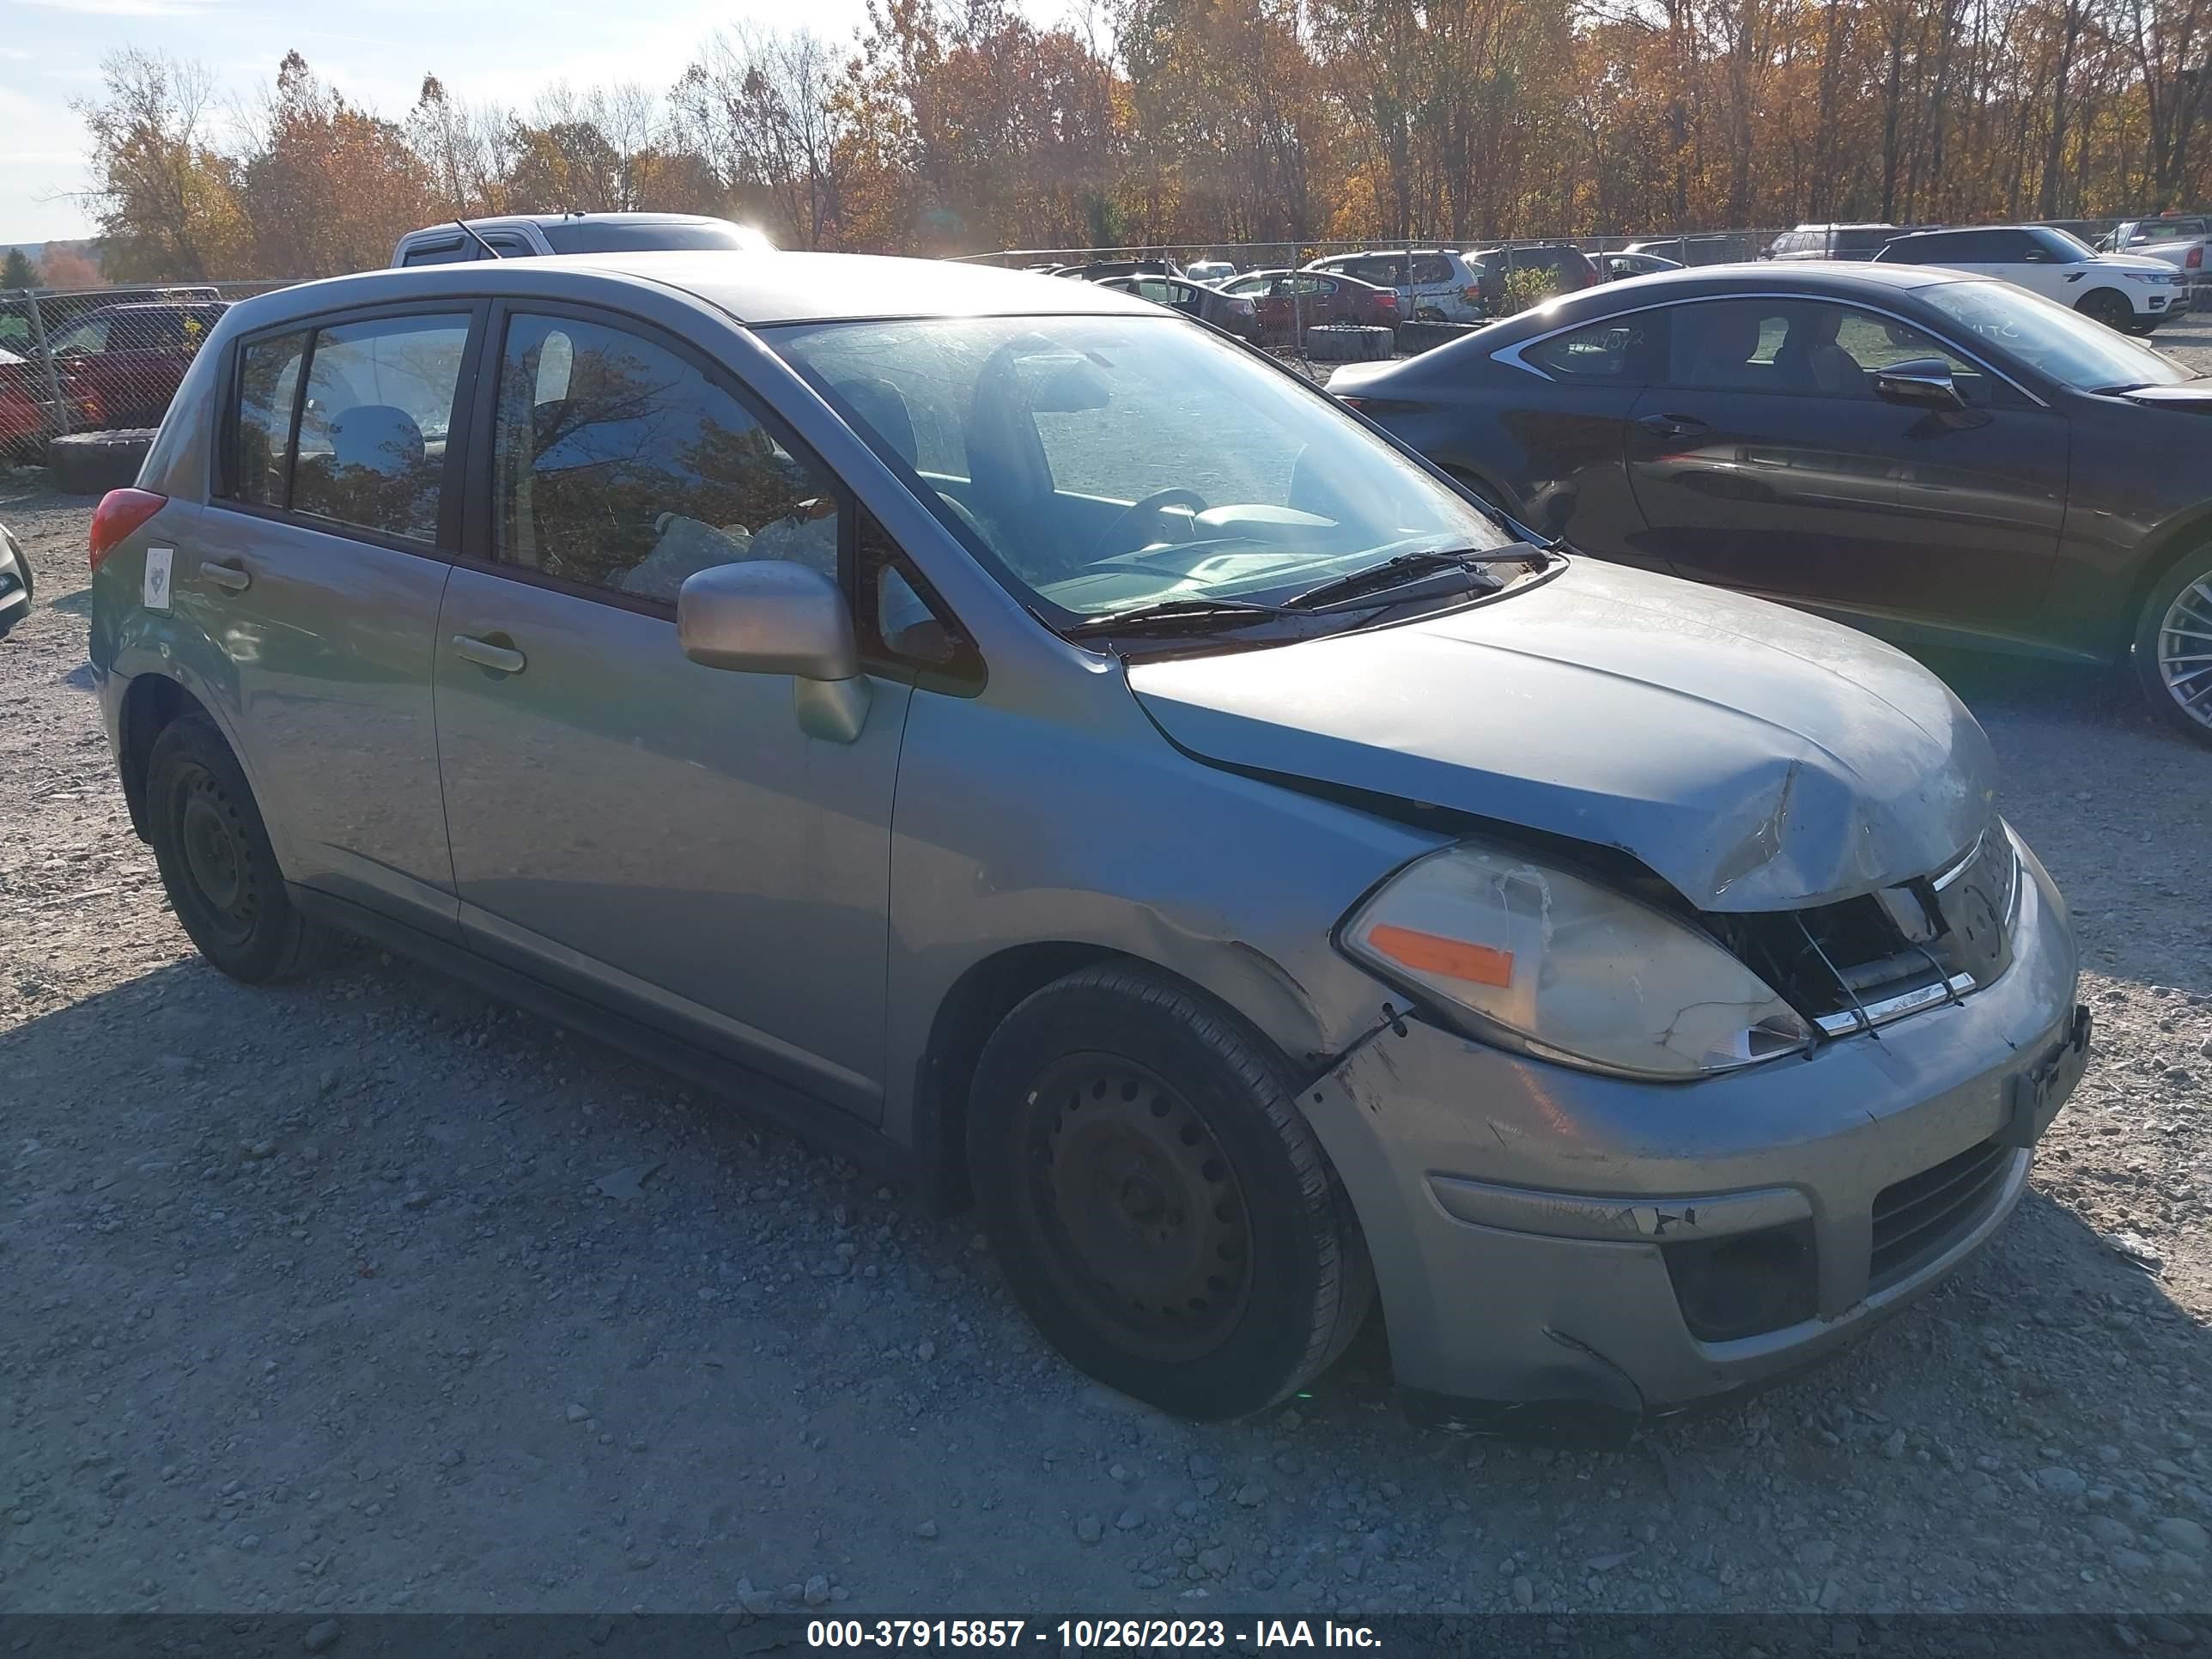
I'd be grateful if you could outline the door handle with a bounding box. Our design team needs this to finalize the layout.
[452,634,526,675]
[199,559,251,592]
[1638,413,1710,438]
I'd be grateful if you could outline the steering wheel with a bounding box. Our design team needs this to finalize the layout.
[1089,488,1210,561]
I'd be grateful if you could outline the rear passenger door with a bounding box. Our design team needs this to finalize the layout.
[200,305,483,936]
[434,304,939,1120]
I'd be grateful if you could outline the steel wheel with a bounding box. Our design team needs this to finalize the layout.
[1022,1053,1252,1363]
[146,712,331,981]
[967,965,1374,1418]
[2154,573,2212,732]
[173,762,261,946]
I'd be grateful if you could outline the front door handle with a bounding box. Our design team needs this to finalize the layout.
[452,634,526,675]
[200,559,251,592]
[1638,413,1710,438]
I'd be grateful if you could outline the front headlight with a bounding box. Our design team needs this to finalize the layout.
[1338,842,1814,1079]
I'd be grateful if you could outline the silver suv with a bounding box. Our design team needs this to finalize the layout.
[88,252,2087,1436]
[1304,249,1484,322]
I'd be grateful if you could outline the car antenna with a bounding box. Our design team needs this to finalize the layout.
[454,220,504,258]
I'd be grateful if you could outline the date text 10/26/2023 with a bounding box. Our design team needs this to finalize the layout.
[805,1620,1383,1649]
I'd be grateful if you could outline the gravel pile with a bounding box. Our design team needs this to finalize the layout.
[3,319,2208,1623]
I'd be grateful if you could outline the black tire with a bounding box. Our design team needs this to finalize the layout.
[968,964,1374,1419]
[2124,319,2160,337]
[146,714,331,981]
[2075,289,2135,332]
[2131,548,2212,747]
[48,428,157,497]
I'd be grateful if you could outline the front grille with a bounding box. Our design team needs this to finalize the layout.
[1704,822,2019,1037]
[1869,1138,2011,1288]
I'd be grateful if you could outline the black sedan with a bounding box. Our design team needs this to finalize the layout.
[1330,262,2212,744]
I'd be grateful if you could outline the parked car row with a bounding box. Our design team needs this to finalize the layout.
[85,249,2094,1440]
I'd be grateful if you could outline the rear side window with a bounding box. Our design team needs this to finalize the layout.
[228,331,308,508]
[490,311,839,605]
[291,314,471,544]
[1835,228,1895,255]
[1410,255,1454,285]
[401,238,470,267]
[1526,317,1661,380]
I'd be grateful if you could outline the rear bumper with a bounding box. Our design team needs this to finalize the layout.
[1300,830,2083,1442]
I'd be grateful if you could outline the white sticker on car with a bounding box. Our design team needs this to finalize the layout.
[143,546,173,612]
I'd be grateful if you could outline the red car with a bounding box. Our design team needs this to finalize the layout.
[1216,269,1400,337]
[49,301,228,430]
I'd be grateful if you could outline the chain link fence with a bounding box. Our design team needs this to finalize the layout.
[1,281,295,465]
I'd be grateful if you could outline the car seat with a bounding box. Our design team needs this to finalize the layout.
[1775,311,1866,396]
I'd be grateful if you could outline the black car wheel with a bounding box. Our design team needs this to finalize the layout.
[2134,550,2212,746]
[146,714,332,980]
[2075,289,2135,331]
[968,964,1374,1418]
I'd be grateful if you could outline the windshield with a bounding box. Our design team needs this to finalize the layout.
[768,314,1510,623]
[1918,279,2196,391]
[2033,227,2098,262]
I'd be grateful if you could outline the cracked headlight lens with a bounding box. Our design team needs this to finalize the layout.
[1339,842,1814,1079]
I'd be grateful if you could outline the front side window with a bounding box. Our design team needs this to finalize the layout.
[490,312,838,605]
[769,313,1511,625]
[228,331,308,508]
[1664,298,1992,401]
[54,316,110,355]
[290,313,469,544]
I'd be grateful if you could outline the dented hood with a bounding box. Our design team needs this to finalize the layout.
[1127,561,1996,912]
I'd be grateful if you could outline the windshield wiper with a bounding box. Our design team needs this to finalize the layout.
[1060,596,1304,639]
[1283,544,1547,611]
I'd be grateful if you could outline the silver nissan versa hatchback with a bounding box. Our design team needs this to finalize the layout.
[89,252,2090,1438]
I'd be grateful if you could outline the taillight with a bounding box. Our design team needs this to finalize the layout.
[88,489,167,571]
[2189,246,2203,270]
[1338,396,1368,411]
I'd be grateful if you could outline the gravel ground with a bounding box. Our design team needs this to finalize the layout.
[3,322,2210,1626]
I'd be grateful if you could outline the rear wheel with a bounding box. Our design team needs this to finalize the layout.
[146,714,331,980]
[2132,548,2212,747]
[967,965,1373,1419]
[2075,289,2135,331]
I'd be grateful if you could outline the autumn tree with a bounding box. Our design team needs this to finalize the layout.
[73,50,251,281]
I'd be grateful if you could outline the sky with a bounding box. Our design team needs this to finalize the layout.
[0,0,902,246]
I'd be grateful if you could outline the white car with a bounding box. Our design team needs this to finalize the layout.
[1871,224,2187,335]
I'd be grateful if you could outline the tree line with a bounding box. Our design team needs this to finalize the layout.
[68,0,2212,284]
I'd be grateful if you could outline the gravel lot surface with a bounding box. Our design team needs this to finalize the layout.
[3,321,2209,1629]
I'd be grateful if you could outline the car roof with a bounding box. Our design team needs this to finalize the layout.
[220,251,1159,330]
[447,212,733,232]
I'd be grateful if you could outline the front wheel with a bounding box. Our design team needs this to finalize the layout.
[146,714,332,980]
[2075,289,2136,332]
[2132,550,2212,746]
[967,965,1374,1418]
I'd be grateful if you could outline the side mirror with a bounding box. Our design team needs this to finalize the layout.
[1873,357,1966,411]
[678,561,871,743]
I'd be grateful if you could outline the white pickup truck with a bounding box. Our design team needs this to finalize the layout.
[2099,215,2212,307]
[1870,224,2189,335]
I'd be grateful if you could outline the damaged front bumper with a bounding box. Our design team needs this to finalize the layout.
[1301,831,2084,1444]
